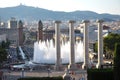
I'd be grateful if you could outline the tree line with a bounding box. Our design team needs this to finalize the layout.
[0,40,10,64]
[94,33,120,59]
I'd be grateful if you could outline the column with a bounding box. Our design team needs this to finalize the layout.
[37,20,43,41]
[55,20,61,70]
[68,20,76,70]
[82,20,90,69]
[96,19,104,68]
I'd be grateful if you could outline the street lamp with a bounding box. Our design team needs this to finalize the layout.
[47,68,51,77]
[21,68,24,78]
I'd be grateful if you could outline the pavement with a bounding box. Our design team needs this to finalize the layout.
[2,70,65,80]
[1,69,87,80]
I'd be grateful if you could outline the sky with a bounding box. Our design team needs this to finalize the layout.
[0,0,120,15]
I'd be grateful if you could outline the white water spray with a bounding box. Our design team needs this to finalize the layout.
[33,40,84,64]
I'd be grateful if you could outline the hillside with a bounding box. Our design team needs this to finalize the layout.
[0,5,120,21]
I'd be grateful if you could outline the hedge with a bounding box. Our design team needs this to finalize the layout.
[114,43,120,80]
[87,69,113,80]
[18,76,63,80]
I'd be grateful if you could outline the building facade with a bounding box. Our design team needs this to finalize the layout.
[0,18,24,46]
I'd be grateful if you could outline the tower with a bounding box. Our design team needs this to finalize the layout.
[37,20,43,41]
[18,20,24,46]
[8,17,17,29]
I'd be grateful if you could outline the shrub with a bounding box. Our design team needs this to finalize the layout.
[87,69,113,80]
[18,76,63,80]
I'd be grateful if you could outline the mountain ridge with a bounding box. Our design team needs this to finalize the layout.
[0,5,120,21]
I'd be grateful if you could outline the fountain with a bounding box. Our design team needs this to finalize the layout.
[33,40,84,64]
[13,19,104,71]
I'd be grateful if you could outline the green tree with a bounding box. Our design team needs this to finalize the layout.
[114,43,120,80]
[6,39,10,49]
[93,33,120,59]
[1,41,6,48]
[0,40,10,65]
[104,33,120,51]
[0,40,10,49]
[104,33,120,58]
[0,47,7,63]
[93,42,106,55]
[93,42,98,53]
